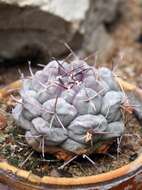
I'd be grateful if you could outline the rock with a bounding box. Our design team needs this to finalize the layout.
[127,90,142,125]
[1,0,89,22]
[83,0,121,31]
[82,0,121,60]
[0,0,122,64]
[0,1,83,64]
[92,0,121,24]
[82,20,114,63]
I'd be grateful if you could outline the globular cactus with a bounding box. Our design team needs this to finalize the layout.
[12,58,127,157]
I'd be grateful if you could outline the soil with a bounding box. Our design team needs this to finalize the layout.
[0,100,142,178]
[1,0,142,179]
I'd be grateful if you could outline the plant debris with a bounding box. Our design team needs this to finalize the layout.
[0,113,7,130]
[0,101,142,178]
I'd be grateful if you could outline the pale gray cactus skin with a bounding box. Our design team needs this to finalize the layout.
[12,59,126,155]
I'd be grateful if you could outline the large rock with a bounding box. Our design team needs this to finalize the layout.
[0,2,84,64]
[82,0,121,56]
[1,0,90,22]
[0,0,122,64]
[82,25,114,60]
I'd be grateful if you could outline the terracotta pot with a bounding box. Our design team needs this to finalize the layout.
[0,79,142,190]
[1,155,142,190]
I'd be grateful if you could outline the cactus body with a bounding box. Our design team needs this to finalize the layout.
[13,59,125,155]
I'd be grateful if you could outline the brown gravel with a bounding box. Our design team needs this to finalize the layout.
[1,0,142,178]
[0,101,142,178]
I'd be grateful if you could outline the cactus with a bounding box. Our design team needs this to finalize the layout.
[12,59,127,157]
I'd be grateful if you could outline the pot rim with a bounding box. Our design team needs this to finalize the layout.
[0,79,141,187]
[0,153,142,186]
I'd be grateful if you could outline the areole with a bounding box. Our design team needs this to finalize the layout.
[0,79,142,190]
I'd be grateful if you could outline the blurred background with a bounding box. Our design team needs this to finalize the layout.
[0,0,142,87]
